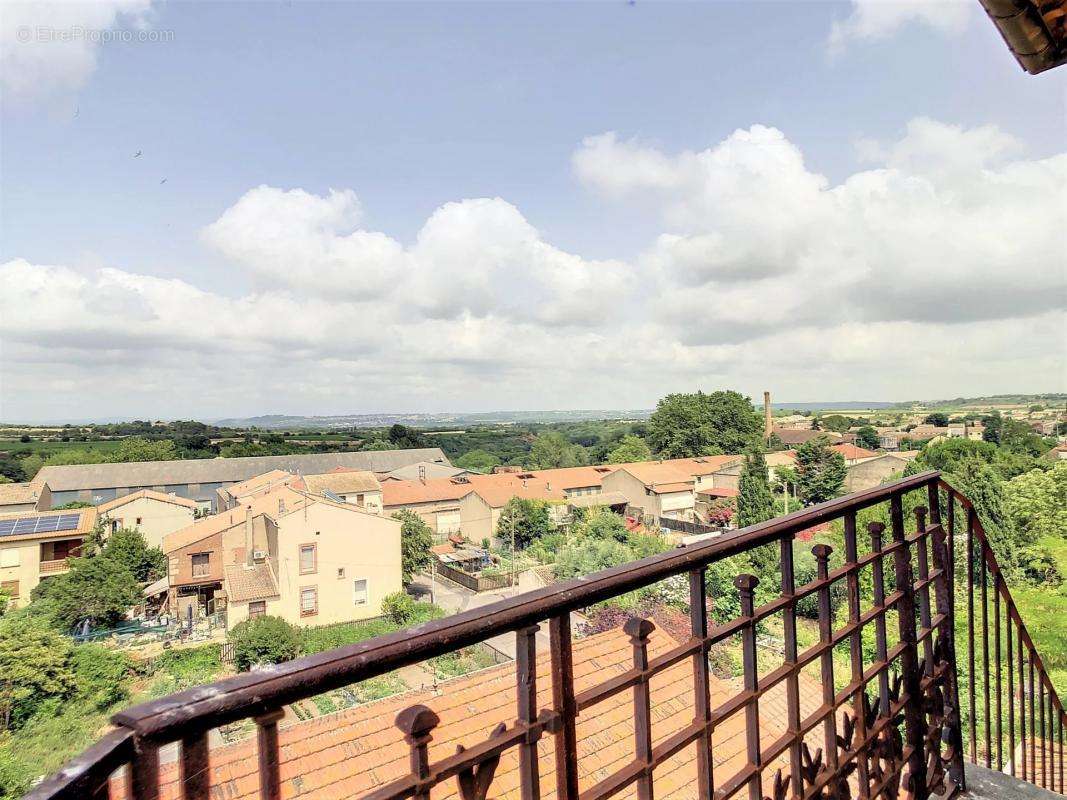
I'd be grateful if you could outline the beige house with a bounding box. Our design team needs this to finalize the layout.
[163,485,401,628]
[381,477,474,537]
[301,470,383,513]
[216,469,297,511]
[843,453,915,492]
[96,489,198,550]
[0,480,52,514]
[0,507,97,607]
[601,463,697,521]
[457,477,569,546]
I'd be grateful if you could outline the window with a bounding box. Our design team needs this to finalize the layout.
[353,579,368,606]
[248,601,266,619]
[0,580,19,599]
[0,549,19,568]
[190,553,210,578]
[356,493,364,505]
[135,517,143,526]
[299,544,317,575]
[337,567,345,579]
[300,587,318,617]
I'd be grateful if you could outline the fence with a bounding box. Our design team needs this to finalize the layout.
[435,561,517,592]
[23,471,1064,800]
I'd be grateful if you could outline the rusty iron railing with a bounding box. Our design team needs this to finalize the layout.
[21,470,1058,800]
[940,480,1065,792]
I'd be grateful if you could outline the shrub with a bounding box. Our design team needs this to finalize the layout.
[71,644,132,709]
[228,616,300,671]
[0,611,73,732]
[31,555,140,630]
[382,591,416,626]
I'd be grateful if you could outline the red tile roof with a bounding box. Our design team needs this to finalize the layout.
[125,627,825,800]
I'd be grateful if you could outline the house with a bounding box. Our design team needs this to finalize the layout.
[0,506,98,607]
[301,470,383,513]
[842,452,917,493]
[457,476,569,546]
[216,469,298,510]
[33,447,450,511]
[710,451,796,489]
[772,428,854,446]
[128,625,825,800]
[381,476,477,537]
[162,485,402,627]
[0,480,52,514]
[600,462,698,521]
[380,461,472,481]
[830,443,880,466]
[96,490,199,550]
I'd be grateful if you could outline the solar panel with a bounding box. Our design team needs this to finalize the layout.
[0,513,81,537]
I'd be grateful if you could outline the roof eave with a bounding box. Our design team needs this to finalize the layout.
[979,0,1067,74]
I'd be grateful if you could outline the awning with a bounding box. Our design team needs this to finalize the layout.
[143,576,169,597]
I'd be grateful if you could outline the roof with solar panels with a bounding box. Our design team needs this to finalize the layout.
[0,506,97,542]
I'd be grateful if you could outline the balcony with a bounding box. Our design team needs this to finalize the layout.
[38,558,71,575]
[24,472,1066,800]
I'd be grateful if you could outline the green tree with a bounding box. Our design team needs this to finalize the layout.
[528,432,583,469]
[388,424,427,449]
[607,435,652,464]
[924,412,950,427]
[1005,462,1067,546]
[99,528,166,582]
[454,449,502,473]
[381,591,417,626]
[855,426,880,450]
[391,510,433,583]
[31,555,141,629]
[362,439,394,451]
[228,615,300,671]
[794,436,847,505]
[105,437,179,463]
[554,537,635,579]
[821,415,851,433]
[0,611,73,731]
[497,498,554,549]
[646,390,761,458]
[736,443,775,528]
[982,411,1003,444]
[943,456,1017,561]
[70,644,132,709]
[573,509,630,542]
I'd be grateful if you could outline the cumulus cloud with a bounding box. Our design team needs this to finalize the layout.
[1,116,1064,419]
[827,0,973,54]
[574,119,1067,344]
[0,0,155,102]
[203,188,633,326]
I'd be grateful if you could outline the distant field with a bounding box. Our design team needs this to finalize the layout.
[0,439,126,456]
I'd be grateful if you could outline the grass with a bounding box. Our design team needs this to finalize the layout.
[0,439,125,456]
[430,645,500,680]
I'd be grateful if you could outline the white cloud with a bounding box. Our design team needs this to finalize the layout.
[1,116,1064,420]
[827,0,973,54]
[0,0,155,102]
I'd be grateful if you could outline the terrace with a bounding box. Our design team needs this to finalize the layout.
[26,472,1065,800]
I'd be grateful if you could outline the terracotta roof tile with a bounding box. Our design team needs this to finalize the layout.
[224,562,280,602]
[97,489,199,514]
[122,626,824,800]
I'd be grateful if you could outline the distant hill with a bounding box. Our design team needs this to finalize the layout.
[211,409,656,429]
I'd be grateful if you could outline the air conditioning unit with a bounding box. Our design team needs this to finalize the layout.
[252,550,267,562]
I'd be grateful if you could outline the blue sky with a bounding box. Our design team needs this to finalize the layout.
[1,1,1064,421]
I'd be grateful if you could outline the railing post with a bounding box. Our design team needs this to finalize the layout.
[843,512,871,799]
[1007,603,1015,778]
[736,574,763,800]
[130,736,160,800]
[255,708,285,800]
[625,617,656,800]
[813,544,839,771]
[516,625,542,800]
[180,730,210,800]
[689,567,715,800]
[550,613,579,800]
[966,506,977,763]
[396,705,439,800]
[890,494,929,800]
[779,534,805,800]
[926,482,966,792]
[868,522,891,716]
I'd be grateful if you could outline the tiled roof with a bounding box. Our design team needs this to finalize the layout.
[772,429,842,445]
[131,626,824,800]
[381,476,476,506]
[302,470,381,496]
[221,470,298,501]
[0,480,45,506]
[649,481,696,494]
[224,562,280,603]
[385,462,471,481]
[830,444,879,461]
[96,489,199,514]
[566,490,630,508]
[697,486,739,498]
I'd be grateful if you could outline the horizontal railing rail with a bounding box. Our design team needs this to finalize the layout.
[940,479,1065,794]
[22,470,1037,800]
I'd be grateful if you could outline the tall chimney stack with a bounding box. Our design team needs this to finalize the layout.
[763,391,773,440]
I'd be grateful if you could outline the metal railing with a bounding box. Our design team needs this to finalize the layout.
[21,471,1060,800]
[940,479,1065,792]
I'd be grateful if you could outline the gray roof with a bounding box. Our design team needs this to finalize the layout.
[384,461,470,481]
[35,448,449,492]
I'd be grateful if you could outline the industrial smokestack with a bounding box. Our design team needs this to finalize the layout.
[763,391,773,440]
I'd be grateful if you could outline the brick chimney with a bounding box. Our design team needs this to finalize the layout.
[763,391,773,440]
